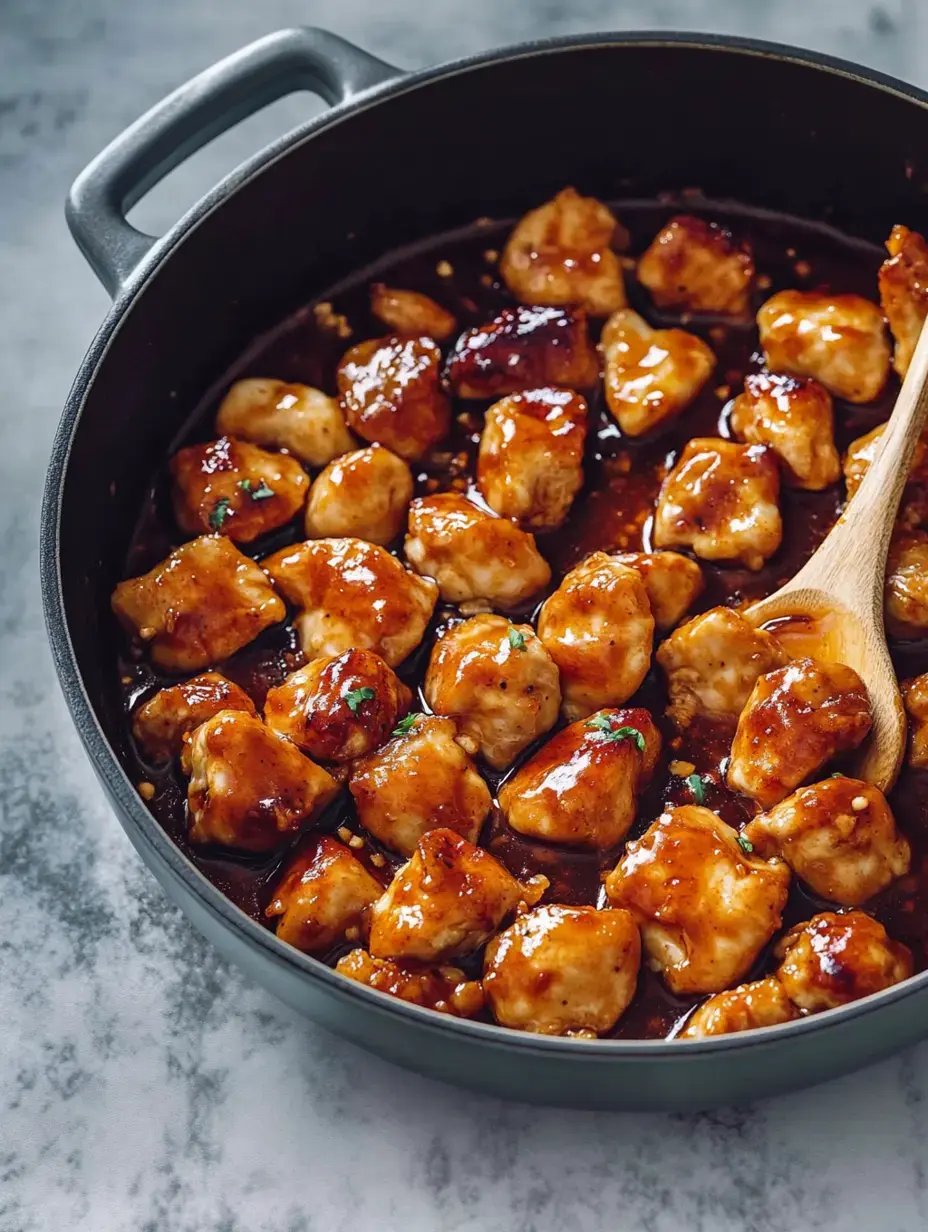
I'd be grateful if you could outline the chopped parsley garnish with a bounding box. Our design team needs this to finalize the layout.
[507,627,527,651]
[238,478,275,500]
[585,714,646,750]
[344,686,376,714]
[686,773,707,805]
[392,713,421,737]
[736,833,754,855]
[208,497,232,530]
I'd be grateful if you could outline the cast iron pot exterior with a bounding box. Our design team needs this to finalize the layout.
[41,27,928,1110]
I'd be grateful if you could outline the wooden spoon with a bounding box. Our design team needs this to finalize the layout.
[744,316,928,792]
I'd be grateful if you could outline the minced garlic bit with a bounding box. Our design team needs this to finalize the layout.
[851,795,869,812]
[794,260,812,278]
[369,851,386,868]
[483,249,499,264]
[669,759,696,777]
[337,825,353,844]
[348,834,365,850]
[344,925,361,943]
[138,781,155,801]
[121,675,133,686]
[479,273,494,288]
[138,626,156,641]
[436,260,454,277]
[757,273,773,290]
[714,385,731,400]
[313,301,352,339]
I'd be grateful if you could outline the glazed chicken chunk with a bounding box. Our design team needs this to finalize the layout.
[757,290,890,403]
[445,304,599,399]
[499,708,661,849]
[636,214,755,317]
[678,977,797,1039]
[656,607,788,731]
[727,658,873,809]
[336,333,450,460]
[368,829,532,963]
[653,438,782,570]
[537,553,654,722]
[886,530,928,638]
[606,806,790,995]
[131,672,256,763]
[182,710,338,851]
[878,224,928,378]
[743,777,910,905]
[499,187,627,317]
[215,378,355,468]
[170,435,309,543]
[775,911,913,1012]
[112,535,285,672]
[335,949,485,1018]
[370,283,457,340]
[601,308,716,437]
[304,444,413,545]
[264,648,412,763]
[424,614,561,769]
[404,492,551,610]
[843,422,928,517]
[612,551,704,630]
[477,387,587,530]
[729,371,840,490]
[484,904,641,1036]
[262,537,437,666]
[266,836,383,954]
[902,673,928,768]
[349,715,491,856]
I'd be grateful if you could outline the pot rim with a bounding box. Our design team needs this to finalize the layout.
[41,28,928,1059]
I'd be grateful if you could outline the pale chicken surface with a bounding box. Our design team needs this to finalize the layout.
[266,836,383,954]
[727,658,873,809]
[424,614,561,770]
[729,371,840,490]
[612,551,704,630]
[370,283,456,340]
[264,649,412,763]
[636,214,755,317]
[262,537,437,667]
[601,308,716,437]
[112,535,286,672]
[335,949,485,1018]
[537,552,654,722]
[678,977,797,1039]
[477,387,587,530]
[902,673,928,768]
[743,777,910,906]
[215,378,355,467]
[878,224,928,378]
[404,492,551,610]
[182,710,338,852]
[304,444,413,545]
[498,707,661,849]
[757,289,890,403]
[843,423,928,524]
[886,530,928,638]
[349,715,492,856]
[653,437,782,570]
[483,904,641,1036]
[132,672,256,763]
[605,806,791,995]
[775,911,913,1012]
[499,187,627,317]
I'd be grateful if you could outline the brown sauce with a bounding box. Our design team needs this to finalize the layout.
[118,198,928,1038]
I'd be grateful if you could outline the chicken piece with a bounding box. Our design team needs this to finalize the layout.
[757,289,890,403]
[902,674,928,768]
[605,805,791,995]
[636,214,755,318]
[885,530,928,639]
[727,658,873,809]
[601,308,716,437]
[169,435,309,543]
[182,710,338,851]
[879,224,928,378]
[349,715,491,857]
[537,553,654,722]
[656,607,788,731]
[499,707,661,849]
[612,551,704,630]
[404,493,551,611]
[370,283,456,340]
[335,949,486,1018]
[678,977,797,1039]
[499,187,627,317]
[262,538,437,667]
[424,614,560,770]
[304,444,413,545]
[476,387,587,530]
[368,828,530,962]
[743,778,910,906]
[445,305,599,399]
[336,334,450,461]
[729,371,840,490]
[215,378,355,468]
[483,904,641,1036]
[775,911,913,1012]
[843,422,928,515]
[131,672,256,763]
[264,649,412,764]
[266,836,382,954]
[653,438,782,571]
[112,535,285,672]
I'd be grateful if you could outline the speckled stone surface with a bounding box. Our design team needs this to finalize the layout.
[3,2,928,1229]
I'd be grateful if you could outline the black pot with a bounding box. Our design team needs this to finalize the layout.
[41,26,928,1110]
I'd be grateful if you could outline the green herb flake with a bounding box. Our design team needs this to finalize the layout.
[507,627,527,651]
[736,833,754,855]
[585,714,646,751]
[344,686,376,715]
[208,497,232,530]
[686,773,707,805]
[391,713,421,737]
[238,478,275,501]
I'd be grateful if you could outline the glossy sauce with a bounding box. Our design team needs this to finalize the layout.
[118,199,928,1039]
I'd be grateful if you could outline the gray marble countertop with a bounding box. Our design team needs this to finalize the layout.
[3,1,928,1229]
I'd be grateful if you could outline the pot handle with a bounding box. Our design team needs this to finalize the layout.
[66,27,401,297]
